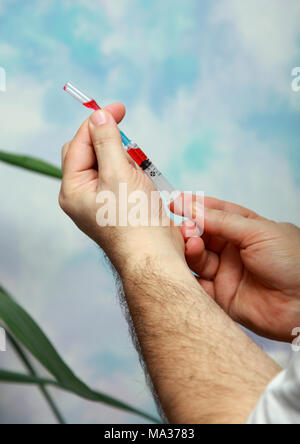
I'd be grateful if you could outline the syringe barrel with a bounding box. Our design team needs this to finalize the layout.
[143,162,179,203]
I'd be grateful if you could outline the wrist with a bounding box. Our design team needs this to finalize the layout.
[118,248,201,305]
[118,251,187,285]
[110,227,186,277]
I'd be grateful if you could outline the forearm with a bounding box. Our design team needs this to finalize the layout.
[121,255,281,424]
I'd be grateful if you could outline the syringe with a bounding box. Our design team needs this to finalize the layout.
[63,81,178,202]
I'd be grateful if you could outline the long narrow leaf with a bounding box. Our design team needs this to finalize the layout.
[0,286,159,423]
[0,150,62,179]
[0,369,150,418]
[5,329,65,424]
[0,370,155,421]
[0,370,61,386]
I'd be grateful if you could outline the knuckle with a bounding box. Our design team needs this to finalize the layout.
[279,222,299,233]
[61,142,70,158]
[282,222,295,229]
[219,210,231,226]
[58,189,67,211]
[99,166,119,185]
[62,142,69,152]
[58,187,73,214]
[246,211,259,219]
[94,126,119,147]
[218,211,245,232]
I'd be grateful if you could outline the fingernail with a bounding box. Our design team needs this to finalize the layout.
[191,201,204,219]
[90,110,109,126]
[182,220,201,239]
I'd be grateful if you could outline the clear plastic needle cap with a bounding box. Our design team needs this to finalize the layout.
[63,81,92,105]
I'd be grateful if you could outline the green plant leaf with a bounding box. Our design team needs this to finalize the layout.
[5,329,65,424]
[0,370,61,386]
[0,286,159,423]
[0,150,62,179]
[0,369,156,423]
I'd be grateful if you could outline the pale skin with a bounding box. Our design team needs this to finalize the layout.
[59,104,300,424]
[170,195,300,343]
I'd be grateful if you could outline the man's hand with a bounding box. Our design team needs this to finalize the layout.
[171,195,300,342]
[59,106,184,275]
[60,114,281,423]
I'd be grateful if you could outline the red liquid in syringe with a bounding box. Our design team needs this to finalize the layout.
[127,147,148,167]
[83,100,100,111]
[81,99,148,168]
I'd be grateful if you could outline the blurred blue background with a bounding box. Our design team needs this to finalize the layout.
[0,0,299,424]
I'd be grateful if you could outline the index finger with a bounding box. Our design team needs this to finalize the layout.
[170,194,261,220]
[204,197,261,219]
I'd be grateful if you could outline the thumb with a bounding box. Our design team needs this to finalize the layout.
[203,206,261,247]
[88,109,128,172]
